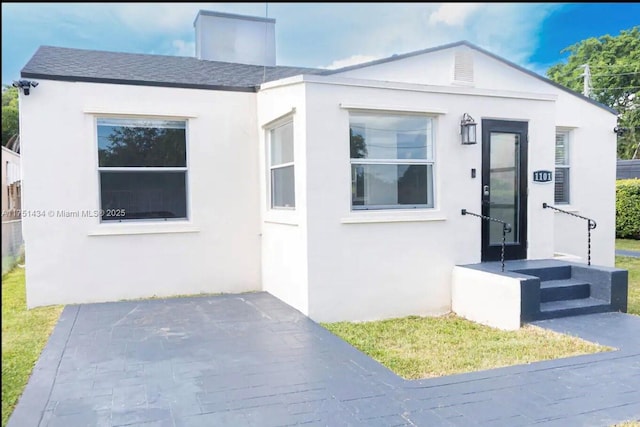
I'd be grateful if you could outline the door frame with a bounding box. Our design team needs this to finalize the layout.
[481,119,528,261]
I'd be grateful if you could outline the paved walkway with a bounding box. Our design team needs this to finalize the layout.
[9,293,640,427]
[616,249,640,258]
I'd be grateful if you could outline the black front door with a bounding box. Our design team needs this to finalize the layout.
[481,119,528,261]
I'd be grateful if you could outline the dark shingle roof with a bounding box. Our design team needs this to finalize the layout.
[21,43,617,115]
[21,46,322,92]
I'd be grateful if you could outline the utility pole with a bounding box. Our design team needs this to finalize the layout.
[582,64,591,98]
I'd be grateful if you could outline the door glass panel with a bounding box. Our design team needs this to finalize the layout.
[489,132,519,244]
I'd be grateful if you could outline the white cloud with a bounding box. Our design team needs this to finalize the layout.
[110,3,208,33]
[9,3,263,36]
[428,3,481,26]
[323,54,380,70]
[312,3,563,73]
[171,39,195,57]
[110,3,272,34]
[2,3,567,84]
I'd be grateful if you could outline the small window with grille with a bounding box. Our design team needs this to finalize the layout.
[554,130,570,204]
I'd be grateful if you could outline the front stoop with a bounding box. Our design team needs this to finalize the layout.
[514,261,628,322]
[452,259,628,329]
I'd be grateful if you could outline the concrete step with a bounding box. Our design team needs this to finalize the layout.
[514,265,572,281]
[538,297,610,320]
[540,278,591,302]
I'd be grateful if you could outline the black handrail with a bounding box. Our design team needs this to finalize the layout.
[461,209,512,272]
[542,203,597,266]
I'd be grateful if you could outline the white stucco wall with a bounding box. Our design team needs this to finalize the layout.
[20,80,261,307]
[452,266,522,330]
[337,48,455,86]
[19,42,617,319]
[334,45,618,268]
[301,78,556,322]
[466,47,618,266]
[257,83,310,315]
[552,92,618,266]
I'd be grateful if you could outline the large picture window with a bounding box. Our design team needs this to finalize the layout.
[350,112,435,209]
[97,117,188,221]
[554,130,570,204]
[268,121,295,209]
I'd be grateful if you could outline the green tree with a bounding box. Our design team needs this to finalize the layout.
[349,128,368,159]
[2,85,19,146]
[99,126,186,167]
[546,27,640,159]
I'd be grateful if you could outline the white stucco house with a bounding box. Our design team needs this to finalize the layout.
[17,10,626,328]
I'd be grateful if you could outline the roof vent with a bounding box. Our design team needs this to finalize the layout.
[194,10,276,66]
[453,48,474,85]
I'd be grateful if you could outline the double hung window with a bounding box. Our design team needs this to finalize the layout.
[97,118,188,221]
[268,121,295,209]
[350,112,435,210]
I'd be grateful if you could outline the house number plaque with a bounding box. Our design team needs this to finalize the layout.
[533,170,552,183]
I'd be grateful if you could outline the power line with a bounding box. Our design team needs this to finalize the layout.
[591,86,640,90]
[592,71,640,77]
[556,69,640,80]
[587,64,640,70]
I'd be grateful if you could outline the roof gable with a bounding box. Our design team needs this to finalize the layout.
[324,41,616,115]
[20,42,617,114]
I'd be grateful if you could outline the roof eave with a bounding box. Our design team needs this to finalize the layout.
[321,41,467,76]
[20,72,258,93]
[460,41,618,116]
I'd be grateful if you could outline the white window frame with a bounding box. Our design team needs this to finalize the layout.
[96,116,190,223]
[267,119,295,210]
[555,130,570,205]
[349,111,436,211]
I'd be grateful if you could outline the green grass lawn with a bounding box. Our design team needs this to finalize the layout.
[616,238,640,252]
[617,255,640,316]
[1,268,62,427]
[325,256,640,380]
[323,315,609,380]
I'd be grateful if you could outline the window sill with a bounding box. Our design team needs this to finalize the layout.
[88,221,200,236]
[341,210,446,224]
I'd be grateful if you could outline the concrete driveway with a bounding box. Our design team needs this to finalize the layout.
[9,292,640,426]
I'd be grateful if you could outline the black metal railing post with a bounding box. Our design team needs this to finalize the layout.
[461,209,512,272]
[542,203,597,266]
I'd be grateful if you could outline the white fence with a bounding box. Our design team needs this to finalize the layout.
[2,219,24,275]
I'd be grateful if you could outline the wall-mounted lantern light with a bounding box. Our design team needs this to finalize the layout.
[460,113,477,145]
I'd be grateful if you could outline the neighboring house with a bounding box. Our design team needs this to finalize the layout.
[17,11,620,324]
[2,135,21,219]
[2,135,23,274]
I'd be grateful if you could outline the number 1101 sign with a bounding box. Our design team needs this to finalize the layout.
[533,170,552,183]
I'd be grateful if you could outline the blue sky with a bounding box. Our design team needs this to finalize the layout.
[2,3,639,85]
